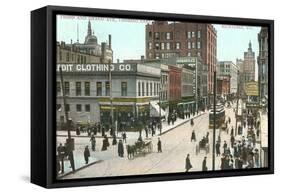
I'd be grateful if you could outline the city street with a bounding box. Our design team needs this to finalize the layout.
[58,102,256,179]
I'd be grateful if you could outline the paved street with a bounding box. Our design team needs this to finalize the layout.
[59,103,251,179]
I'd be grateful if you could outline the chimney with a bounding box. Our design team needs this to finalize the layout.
[101,42,106,63]
[108,34,112,49]
[141,55,145,61]
[117,59,120,64]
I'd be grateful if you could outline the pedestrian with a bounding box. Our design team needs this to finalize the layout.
[76,126,81,136]
[122,132,127,143]
[84,145,90,164]
[57,143,66,174]
[112,133,117,145]
[101,135,109,151]
[230,135,235,148]
[223,141,227,154]
[191,130,196,142]
[157,138,162,153]
[216,141,221,156]
[202,156,208,171]
[90,135,96,151]
[118,139,124,157]
[230,126,234,136]
[185,154,192,172]
[101,126,105,137]
[145,126,148,138]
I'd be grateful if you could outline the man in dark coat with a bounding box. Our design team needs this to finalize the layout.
[157,138,162,153]
[112,133,117,145]
[191,130,196,142]
[90,135,96,151]
[215,141,221,156]
[101,135,110,151]
[118,140,124,157]
[84,145,90,164]
[223,141,228,154]
[185,154,192,172]
[230,135,235,148]
[202,156,208,171]
[122,132,127,143]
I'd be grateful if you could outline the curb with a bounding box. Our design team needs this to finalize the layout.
[58,160,103,179]
[159,112,207,136]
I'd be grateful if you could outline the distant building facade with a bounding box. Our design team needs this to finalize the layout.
[57,20,113,64]
[145,21,217,93]
[217,61,239,94]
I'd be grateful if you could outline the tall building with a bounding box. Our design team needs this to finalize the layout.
[243,41,256,82]
[145,21,217,93]
[237,41,256,97]
[217,61,239,95]
[57,20,113,64]
[257,27,268,103]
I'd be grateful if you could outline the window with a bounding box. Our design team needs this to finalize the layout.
[71,53,74,61]
[59,51,62,61]
[148,42,152,50]
[76,104,82,112]
[121,82,127,96]
[161,42,165,50]
[148,52,152,59]
[192,42,195,49]
[77,55,80,63]
[150,82,153,96]
[105,81,110,96]
[176,42,180,50]
[197,52,201,57]
[166,32,171,40]
[188,41,191,49]
[64,82,69,96]
[96,82,102,96]
[155,43,160,50]
[187,31,191,39]
[155,53,160,59]
[65,104,70,112]
[197,41,201,49]
[138,82,141,96]
[85,104,90,112]
[66,52,70,62]
[166,42,170,50]
[188,52,191,56]
[192,31,195,38]
[154,32,160,40]
[154,83,157,95]
[142,82,145,96]
[76,82,81,96]
[197,30,201,38]
[149,31,152,38]
[56,81,61,95]
[146,82,149,96]
[85,82,90,96]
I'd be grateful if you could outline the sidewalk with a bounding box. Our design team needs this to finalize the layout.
[57,111,206,140]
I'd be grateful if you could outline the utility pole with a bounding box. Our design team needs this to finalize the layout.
[235,70,240,136]
[109,60,114,130]
[212,71,217,171]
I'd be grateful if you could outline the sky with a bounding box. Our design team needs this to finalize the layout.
[57,15,261,78]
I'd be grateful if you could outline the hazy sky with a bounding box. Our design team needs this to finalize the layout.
[57,15,261,77]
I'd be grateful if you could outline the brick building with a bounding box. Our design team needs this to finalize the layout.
[145,21,217,93]
[216,75,230,97]
[168,65,182,101]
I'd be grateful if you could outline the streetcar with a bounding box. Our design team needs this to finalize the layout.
[209,103,225,129]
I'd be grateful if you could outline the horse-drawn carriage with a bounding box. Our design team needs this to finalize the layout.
[127,140,153,159]
[195,137,210,155]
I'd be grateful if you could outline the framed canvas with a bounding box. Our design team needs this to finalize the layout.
[31,5,274,188]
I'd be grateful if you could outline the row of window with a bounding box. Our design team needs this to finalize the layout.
[137,82,160,97]
[57,81,128,97]
[148,41,201,51]
[150,51,201,59]
[57,104,91,112]
[148,30,201,40]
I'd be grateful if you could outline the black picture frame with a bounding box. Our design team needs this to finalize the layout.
[31,5,274,188]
